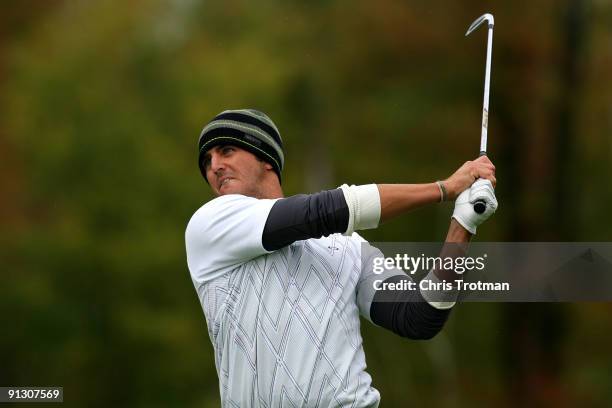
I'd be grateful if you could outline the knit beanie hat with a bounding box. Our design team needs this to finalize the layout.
[198,109,284,183]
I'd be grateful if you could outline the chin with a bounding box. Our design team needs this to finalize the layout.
[218,183,243,196]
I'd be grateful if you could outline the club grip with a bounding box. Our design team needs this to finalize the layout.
[473,200,486,214]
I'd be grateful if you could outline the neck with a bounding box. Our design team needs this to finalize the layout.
[257,178,284,199]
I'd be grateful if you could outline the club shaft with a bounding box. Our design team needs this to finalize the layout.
[480,25,493,154]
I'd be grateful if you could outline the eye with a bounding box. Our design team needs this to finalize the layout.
[222,146,235,155]
[202,155,211,169]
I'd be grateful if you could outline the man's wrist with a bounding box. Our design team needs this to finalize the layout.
[443,178,459,200]
[447,219,473,242]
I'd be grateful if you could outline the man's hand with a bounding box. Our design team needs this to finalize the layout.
[443,156,496,200]
[452,179,498,235]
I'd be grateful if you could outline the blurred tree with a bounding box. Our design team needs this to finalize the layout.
[500,0,587,406]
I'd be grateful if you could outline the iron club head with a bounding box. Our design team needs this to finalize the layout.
[465,13,494,36]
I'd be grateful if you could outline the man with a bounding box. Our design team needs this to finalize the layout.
[185,109,498,407]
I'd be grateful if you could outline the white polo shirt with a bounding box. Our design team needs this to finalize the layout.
[186,194,381,407]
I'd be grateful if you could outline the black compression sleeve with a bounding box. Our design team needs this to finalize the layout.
[262,189,349,251]
[370,275,451,340]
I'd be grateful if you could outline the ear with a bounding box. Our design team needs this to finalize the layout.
[263,162,273,171]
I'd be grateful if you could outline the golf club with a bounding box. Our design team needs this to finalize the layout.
[466,13,494,214]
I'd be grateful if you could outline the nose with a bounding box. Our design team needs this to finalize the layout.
[208,151,226,176]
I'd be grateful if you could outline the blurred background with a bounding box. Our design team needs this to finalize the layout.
[1,0,612,406]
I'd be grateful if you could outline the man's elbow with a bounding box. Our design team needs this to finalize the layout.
[371,295,452,341]
[395,303,452,340]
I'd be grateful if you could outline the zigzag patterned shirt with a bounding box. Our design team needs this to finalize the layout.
[186,194,382,407]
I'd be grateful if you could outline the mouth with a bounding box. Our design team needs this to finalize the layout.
[218,177,234,190]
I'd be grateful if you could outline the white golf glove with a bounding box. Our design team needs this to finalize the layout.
[452,179,498,235]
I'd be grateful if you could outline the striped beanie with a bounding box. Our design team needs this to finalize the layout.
[198,109,284,183]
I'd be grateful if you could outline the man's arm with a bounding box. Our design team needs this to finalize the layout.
[365,220,471,340]
[378,155,496,223]
[262,189,350,251]
[360,184,498,339]
[263,156,496,250]
[435,219,471,279]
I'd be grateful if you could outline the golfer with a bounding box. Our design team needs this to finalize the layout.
[185,109,498,407]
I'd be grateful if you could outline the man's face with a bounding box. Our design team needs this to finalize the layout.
[202,145,269,197]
